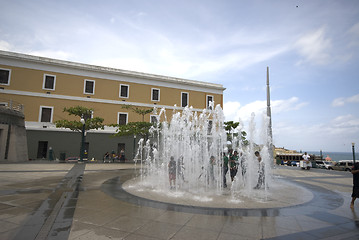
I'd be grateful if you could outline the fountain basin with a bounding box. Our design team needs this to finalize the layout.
[123,176,313,209]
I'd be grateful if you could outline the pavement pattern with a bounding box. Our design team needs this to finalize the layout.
[0,162,358,240]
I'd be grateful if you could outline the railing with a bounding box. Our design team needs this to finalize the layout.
[0,98,24,113]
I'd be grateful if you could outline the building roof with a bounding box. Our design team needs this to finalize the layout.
[0,50,225,91]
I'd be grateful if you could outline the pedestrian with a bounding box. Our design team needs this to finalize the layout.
[208,156,215,185]
[120,149,125,162]
[239,151,246,177]
[111,150,116,163]
[302,152,310,163]
[104,152,110,163]
[254,151,265,189]
[230,150,238,181]
[168,156,176,189]
[177,156,185,182]
[301,152,312,170]
[351,162,359,208]
[223,152,229,188]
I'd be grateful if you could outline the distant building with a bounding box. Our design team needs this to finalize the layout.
[0,50,225,161]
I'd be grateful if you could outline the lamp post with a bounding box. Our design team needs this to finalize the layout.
[352,143,356,164]
[80,116,86,162]
[133,135,137,161]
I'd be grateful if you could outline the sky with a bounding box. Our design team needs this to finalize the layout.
[0,0,359,152]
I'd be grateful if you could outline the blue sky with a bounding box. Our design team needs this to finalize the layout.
[1,0,359,152]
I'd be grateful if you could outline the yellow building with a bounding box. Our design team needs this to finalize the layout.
[0,50,225,161]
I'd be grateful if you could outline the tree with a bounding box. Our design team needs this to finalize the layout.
[121,105,153,122]
[55,106,105,160]
[113,122,154,139]
[224,121,248,146]
[111,105,155,139]
[55,106,104,132]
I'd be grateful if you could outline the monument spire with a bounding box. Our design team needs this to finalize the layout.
[266,66,274,164]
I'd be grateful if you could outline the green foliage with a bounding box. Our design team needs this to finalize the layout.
[121,105,153,121]
[111,122,154,138]
[224,121,239,132]
[55,106,104,132]
[110,105,155,139]
[224,121,248,146]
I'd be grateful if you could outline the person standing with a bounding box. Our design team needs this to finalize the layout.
[223,152,229,188]
[230,151,239,181]
[254,151,265,189]
[120,149,125,162]
[208,156,216,185]
[302,152,310,162]
[351,162,359,208]
[168,156,176,189]
[301,152,312,170]
[111,150,116,163]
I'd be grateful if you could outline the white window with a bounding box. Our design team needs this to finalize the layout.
[39,106,54,122]
[118,112,128,125]
[150,115,158,124]
[119,84,129,98]
[0,68,11,85]
[206,95,214,110]
[84,79,95,94]
[181,92,189,107]
[151,88,160,101]
[43,74,56,90]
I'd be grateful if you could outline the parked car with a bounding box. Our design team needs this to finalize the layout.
[315,160,325,168]
[328,160,353,171]
[323,161,334,170]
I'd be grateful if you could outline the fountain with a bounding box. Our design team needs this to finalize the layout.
[121,102,301,209]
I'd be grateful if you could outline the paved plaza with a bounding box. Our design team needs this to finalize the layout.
[0,162,358,240]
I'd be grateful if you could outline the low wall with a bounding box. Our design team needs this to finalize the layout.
[0,107,28,162]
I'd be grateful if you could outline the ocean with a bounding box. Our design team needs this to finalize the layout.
[308,151,359,162]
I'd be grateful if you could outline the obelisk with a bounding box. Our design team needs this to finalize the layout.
[267,67,274,164]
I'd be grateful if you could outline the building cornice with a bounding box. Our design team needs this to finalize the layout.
[0,50,226,92]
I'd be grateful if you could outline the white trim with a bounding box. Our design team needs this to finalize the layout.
[1,89,205,112]
[117,112,128,125]
[0,67,11,86]
[151,88,160,101]
[39,105,54,123]
[42,74,56,90]
[119,84,129,98]
[206,95,214,109]
[25,121,118,133]
[181,92,189,107]
[83,79,95,95]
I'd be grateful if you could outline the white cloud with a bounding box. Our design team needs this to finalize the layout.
[274,114,359,152]
[271,97,308,114]
[0,40,12,51]
[294,27,332,65]
[27,50,72,61]
[348,94,359,103]
[332,94,359,107]
[223,101,241,122]
[224,97,307,123]
[347,22,359,48]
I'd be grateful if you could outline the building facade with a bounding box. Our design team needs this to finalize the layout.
[0,50,225,161]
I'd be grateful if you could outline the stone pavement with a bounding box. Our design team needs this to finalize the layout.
[0,163,358,240]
